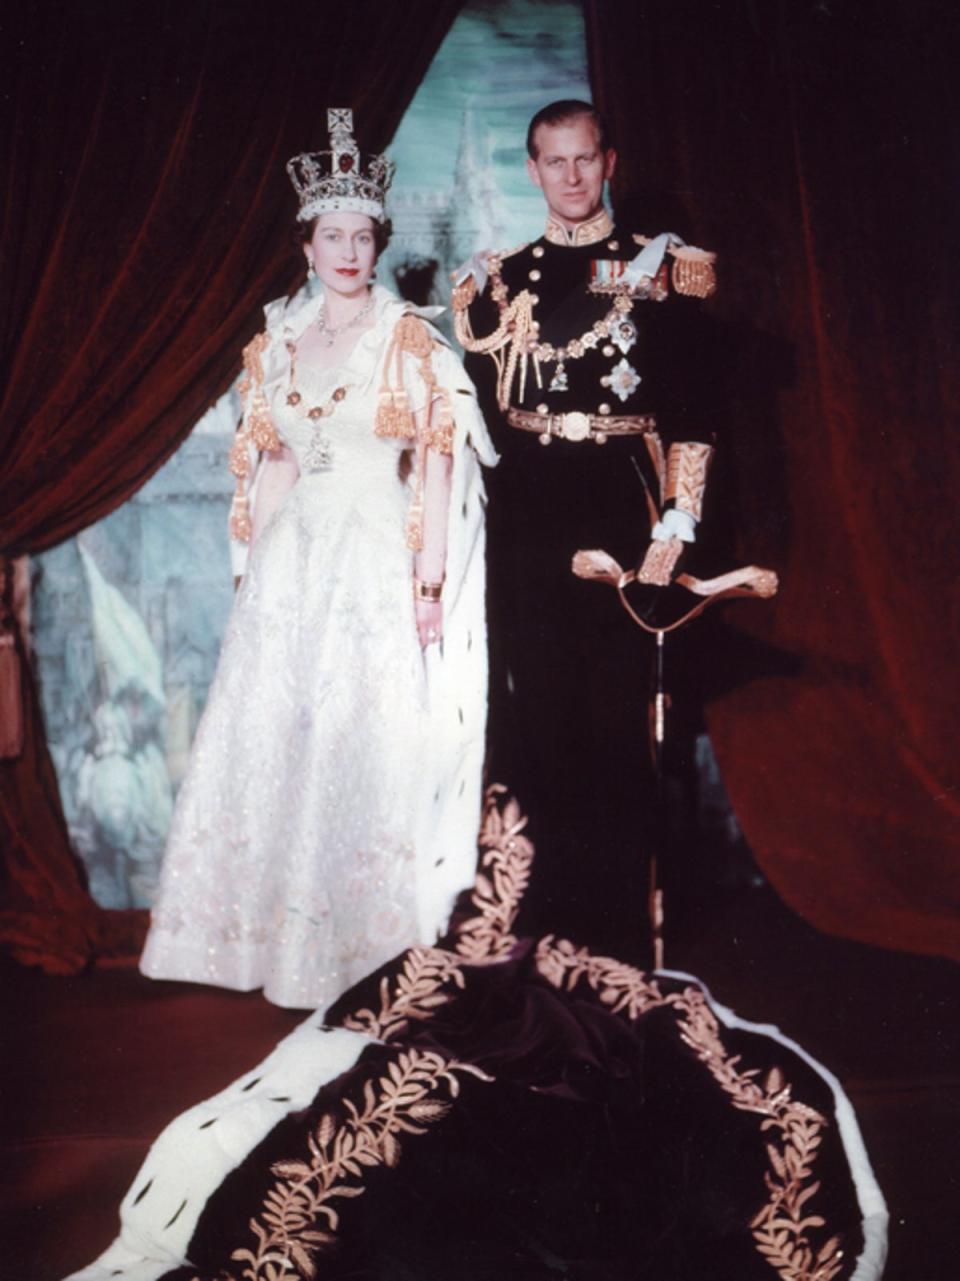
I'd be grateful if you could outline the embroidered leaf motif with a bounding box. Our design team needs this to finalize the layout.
[288,1242,316,1278]
[224,1048,483,1279]
[534,937,845,1281]
[270,1161,312,1180]
[343,947,464,1041]
[317,1115,335,1148]
[455,785,534,963]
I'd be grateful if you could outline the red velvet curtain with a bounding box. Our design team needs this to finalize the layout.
[586,0,960,960]
[0,0,460,972]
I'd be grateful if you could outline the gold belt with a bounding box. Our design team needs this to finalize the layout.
[507,407,656,446]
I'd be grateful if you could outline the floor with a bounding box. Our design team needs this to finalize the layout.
[2,872,957,1281]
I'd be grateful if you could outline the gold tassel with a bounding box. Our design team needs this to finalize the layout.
[229,491,252,542]
[228,421,253,542]
[239,331,281,451]
[423,390,455,455]
[228,435,251,480]
[249,395,280,451]
[375,387,416,441]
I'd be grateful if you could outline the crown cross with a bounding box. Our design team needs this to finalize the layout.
[328,108,359,172]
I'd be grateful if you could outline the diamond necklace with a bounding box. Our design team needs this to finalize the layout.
[315,290,375,347]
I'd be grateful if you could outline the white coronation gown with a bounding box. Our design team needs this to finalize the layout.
[140,286,494,1009]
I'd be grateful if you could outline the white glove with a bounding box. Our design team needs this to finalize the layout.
[651,508,696,544]
[451,250,492,294]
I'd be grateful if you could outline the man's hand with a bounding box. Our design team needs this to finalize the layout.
[415,598,443,649]
[636,536,684,586]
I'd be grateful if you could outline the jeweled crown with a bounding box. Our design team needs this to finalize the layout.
[287,108,395,224]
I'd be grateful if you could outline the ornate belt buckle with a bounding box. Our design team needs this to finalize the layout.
[560,411,591,442]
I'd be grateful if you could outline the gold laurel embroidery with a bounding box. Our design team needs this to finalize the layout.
[534,939,846,1281]
[544,208,612,246]
[341,786,535,1041]
[221,1048,490,1281]
[455,783,535,963]
[534,936,669,1018]
[341,946,465,1042]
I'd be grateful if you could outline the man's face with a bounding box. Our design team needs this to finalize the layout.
[526,115,616,228]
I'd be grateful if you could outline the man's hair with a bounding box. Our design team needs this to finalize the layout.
[526,100,611,158]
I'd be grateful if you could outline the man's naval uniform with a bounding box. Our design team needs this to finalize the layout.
[455,208,719,965]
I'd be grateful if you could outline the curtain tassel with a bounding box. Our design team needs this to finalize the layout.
[0,557,24,760]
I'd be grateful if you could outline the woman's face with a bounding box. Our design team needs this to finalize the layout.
[304,212,377,297]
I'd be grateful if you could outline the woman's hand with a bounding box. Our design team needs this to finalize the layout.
[415,597,443,649]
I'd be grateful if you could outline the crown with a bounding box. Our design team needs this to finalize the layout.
[286,108,395,224]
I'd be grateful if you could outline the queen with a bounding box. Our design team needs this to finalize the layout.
[139,109,495,1010]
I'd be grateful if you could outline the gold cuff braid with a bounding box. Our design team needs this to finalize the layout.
[665,441,714,522]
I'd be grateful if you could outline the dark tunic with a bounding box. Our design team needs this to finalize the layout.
[462,220,719,965]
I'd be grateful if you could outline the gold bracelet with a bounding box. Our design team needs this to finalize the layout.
[413,577,444,602]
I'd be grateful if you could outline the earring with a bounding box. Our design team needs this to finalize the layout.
[307,262,316,279]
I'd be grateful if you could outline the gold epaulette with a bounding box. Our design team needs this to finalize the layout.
[451,275,478,313]
[488,241,530,266]
[631,234,718,299]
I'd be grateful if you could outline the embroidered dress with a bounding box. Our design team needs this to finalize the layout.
[140,286,494,1010]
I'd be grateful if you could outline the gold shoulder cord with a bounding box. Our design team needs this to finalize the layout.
[453,249,538,411]
[454,253,634,411]
[375,315,456,550]
[229,331,282,541]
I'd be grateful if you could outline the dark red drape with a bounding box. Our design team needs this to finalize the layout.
[586,0,960,960]
[0,0,461,972]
